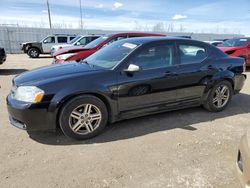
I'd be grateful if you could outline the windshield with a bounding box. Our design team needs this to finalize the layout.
[84,40,139,69]
[68,36,82,44]
[221,38,250,47]
[84,35,110,48]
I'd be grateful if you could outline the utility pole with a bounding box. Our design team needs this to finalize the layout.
[79,0,83,30]
[46,0,52,29]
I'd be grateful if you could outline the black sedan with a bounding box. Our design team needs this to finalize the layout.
[7,37,246,140]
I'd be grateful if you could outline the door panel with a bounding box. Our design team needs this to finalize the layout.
[42,36,55,53]
[117,67,178,112]
[174,42,216,102]
[117,42,178,113]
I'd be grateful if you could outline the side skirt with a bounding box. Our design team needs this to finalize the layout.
[117,98,201,121]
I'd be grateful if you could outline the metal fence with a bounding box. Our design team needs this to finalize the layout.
[0,26,244,54]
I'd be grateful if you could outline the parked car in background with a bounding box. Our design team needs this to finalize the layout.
[218,37,250,66]
[53,32,165,63]
[236,128,250,187]
[50,35,101,55]
[20,34,76,58]
[7,37,246,140]
[0,47,6,64]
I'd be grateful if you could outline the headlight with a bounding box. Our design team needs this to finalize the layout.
[56,53,75,60]
[13,86,44,103]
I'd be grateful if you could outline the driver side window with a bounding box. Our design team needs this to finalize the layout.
[43,36,55,43]
[129,44,174,70]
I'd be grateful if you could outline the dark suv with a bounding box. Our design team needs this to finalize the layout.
[0,47,6,64]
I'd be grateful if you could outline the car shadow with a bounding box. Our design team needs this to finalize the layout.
[0,69,28,75]
[28,92,250,145]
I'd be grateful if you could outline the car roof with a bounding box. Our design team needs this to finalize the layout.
[118,36,196,45]
[106,32,165,36]
[53,34,76,36]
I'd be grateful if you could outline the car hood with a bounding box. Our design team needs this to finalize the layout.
[218,46,243,52]
[14,62,102,86]
[53,46,92,56]
[21,41,38,45]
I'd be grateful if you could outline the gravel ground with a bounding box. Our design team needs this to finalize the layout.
[0,54,249,188]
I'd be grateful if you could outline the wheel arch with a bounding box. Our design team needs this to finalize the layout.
[55,92,113,129]
[201,73,235,103]
[27,46,42,54]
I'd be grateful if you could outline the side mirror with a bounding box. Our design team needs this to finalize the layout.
[43,40,48,43]
[124,64,140,73]
[76,42,81,46]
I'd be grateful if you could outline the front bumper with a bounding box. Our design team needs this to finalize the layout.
[6,94,57,132]
[236,133,250,188]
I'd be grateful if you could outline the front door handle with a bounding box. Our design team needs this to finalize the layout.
[164,71,177,76]
[207,65,215,70]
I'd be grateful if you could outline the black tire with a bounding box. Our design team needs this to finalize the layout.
[59,95,108,140]
[28,48,40,58]
[203,80,233,112]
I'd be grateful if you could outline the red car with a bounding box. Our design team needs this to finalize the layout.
[218,37,250,66]
[53,32,165,63]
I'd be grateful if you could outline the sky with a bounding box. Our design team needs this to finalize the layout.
[0,0,249,35]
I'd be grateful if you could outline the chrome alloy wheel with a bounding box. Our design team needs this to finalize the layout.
[212,85,230,108]
[69,104,102,135]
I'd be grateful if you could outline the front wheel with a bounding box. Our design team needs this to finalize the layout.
[28,48,40,58]
[203,80,233,112]
[59,95,108,140]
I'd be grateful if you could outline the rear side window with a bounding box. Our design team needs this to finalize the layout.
[70,36,75,41]
[57,37,68,43]
[178,44,207,65]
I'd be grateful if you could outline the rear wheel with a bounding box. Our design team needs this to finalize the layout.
[59,95,108,140]
[28,48,40,58]
[204,80,233,112]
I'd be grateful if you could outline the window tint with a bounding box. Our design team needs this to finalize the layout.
[70,36,76,41]
[44,36,55,43]
[57,37,68,43]
[179,44,207,64]
[129,44,174,70]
